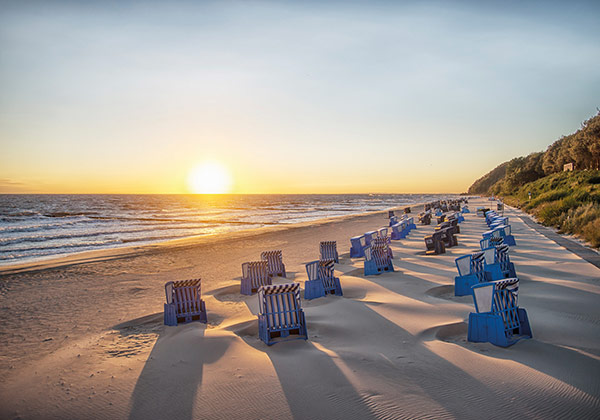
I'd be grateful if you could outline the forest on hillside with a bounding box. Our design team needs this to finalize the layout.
[467,110,600,248]
[469,111,600,196]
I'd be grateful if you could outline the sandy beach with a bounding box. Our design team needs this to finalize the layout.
[1,197,599,420]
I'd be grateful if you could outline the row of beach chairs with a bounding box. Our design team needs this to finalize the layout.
[456,201,531,347]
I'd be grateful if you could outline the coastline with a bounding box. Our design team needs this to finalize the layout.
[0,203,423,276]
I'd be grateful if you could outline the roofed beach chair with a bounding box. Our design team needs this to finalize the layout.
[350,234,367,258]
[388,210,395,218]
[406,216,417,231]
[241,261,272,295]
[390,222,407,240]
[258,283,308,346]
[389,215,399,227]
[468,278,532,347]
[320,241,339,263]
[462,205,470,213]
[304,259,343,299]
[364,243,394,275]
[454,252,491,296]
[261,250,287,277]
[419,211,432,225]
[164,279,207,326]
[482,244,516,279]
[425,230,446,255]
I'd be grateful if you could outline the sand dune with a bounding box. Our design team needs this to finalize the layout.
[1,198,599,419]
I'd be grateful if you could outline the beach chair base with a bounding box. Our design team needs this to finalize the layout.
[164,301,207,326]
[241,277,272,295]
[485,262,517,279]
[467,309,532,347]
[364,260,394,276]
[304,278,343,300]
[454,274,478,296]
[258,313,308,346]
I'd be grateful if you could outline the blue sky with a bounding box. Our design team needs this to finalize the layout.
[1,0,599,193]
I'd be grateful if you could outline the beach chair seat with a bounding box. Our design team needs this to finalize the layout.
[320,241,339,263]
[373,236,393,259]
[164,279,207,326]
[482,244,517,279]
[425,230,445,255]
[364,243,394,275]
[454,252,492,296]
[304,259,343,299]
[258,283,308,346]
[241,261,272,295]
[350,234,367,258]
[468,278,532,347]
[261,250,287,277]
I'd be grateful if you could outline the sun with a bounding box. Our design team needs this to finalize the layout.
[187,162,232,194]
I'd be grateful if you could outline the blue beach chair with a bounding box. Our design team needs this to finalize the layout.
[454,252,491,296]
[364,243,394,276]
[462,205,470,213]
[261,250,287,277]
[164,279,207,326]
[304,259,343,299]
[320,241,339,263]
[241,261,272,295]
[482,244,517,279]
[390,222,406,240]
[389,215,399,227]
[350,234,367,258]
[258,283,308,346]
[468,278,532,347]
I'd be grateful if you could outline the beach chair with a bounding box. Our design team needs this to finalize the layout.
[364,243,394,275]
[350,234,367,258]
[390,222,406,240]
[241,261,272,295]
[389,215,399,227]
[462,205,470,213]
[468,278,532,347]
[377,227,388,238]
[164,279,207,326]
[425,230,446,255]
[258,283,308,346]
[419,211,431,225]
[304,259,343,299]
[454,252,491,296]
[388,210,395,218]
[261,250,287,277]
[482,245,517,279]
[406,216,417,231]
[320,241,339,263]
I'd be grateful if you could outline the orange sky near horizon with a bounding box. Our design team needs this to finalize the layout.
[2,1,599,195]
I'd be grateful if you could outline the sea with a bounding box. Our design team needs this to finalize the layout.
[0,194,453,266]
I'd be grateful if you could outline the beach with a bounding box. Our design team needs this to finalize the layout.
[1,197,599,419]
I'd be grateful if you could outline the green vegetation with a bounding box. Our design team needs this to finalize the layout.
[468,111,600,248]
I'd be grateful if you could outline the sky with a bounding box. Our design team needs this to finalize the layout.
[1,0,600,194]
